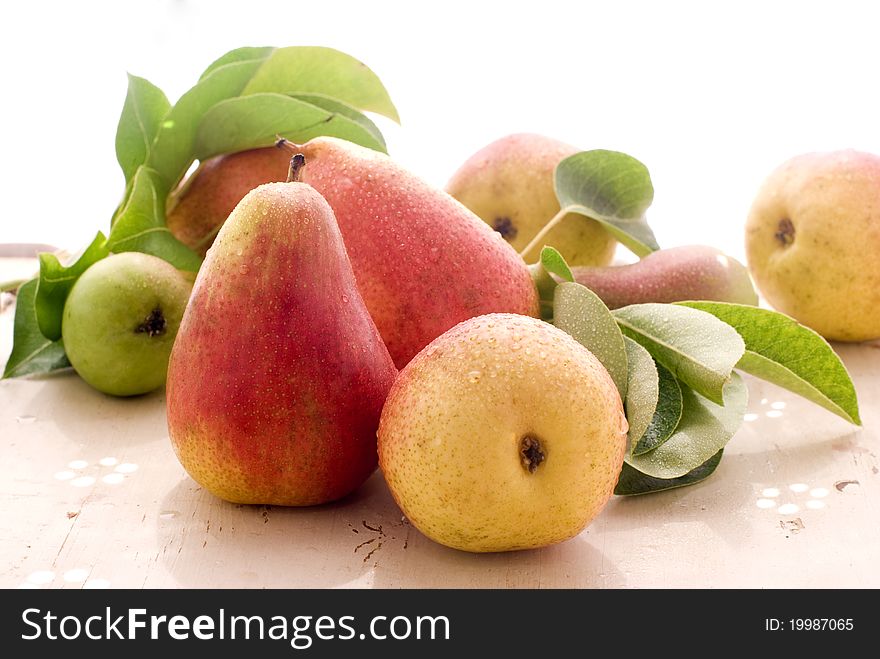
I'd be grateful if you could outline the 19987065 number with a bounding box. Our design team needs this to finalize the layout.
[790,619,853,631]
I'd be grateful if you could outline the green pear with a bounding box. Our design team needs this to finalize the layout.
[61,252,193,396]
[166,147,290,255]
[445,133,616,266]
[378,313,628,553]
[166,159,397,506]
[571,245,758,309]
[745,150,880,341]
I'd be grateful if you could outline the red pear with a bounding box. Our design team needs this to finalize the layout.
[571,245,758,309]
[166,147,290,256]
[166,160,397,506]
[280,137,540,367]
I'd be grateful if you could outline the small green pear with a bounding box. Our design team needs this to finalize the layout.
[62,252,193,396]
[571,245,758,309]
[445,133,616,266]
[378,313,628,553]
[745,149,880,341]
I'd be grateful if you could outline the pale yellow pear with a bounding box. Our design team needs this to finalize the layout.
[745,149,880,342]
[446,133,616,266]
[378,313,628,553]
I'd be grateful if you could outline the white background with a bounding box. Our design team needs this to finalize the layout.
[2,0,879,262]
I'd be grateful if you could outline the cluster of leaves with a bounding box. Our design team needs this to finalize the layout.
[533,149,860,495]
[3,46,398,379]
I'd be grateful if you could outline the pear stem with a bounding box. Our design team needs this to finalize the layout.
[518,207,570,259]
[275,136,307,182]
[287,154,306,183]
[276,136,298,155]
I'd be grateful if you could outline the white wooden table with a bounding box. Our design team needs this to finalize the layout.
[2,257,878,589]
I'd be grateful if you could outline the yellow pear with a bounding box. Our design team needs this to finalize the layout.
[745,149,880,341]
[378,313,628,553]
[445,133,616,266]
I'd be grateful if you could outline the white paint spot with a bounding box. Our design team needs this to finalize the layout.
[809,488,829,498]
[761,488,780,498]
[68,460,88,470]
[54,470,75,481]
[789,483,809,493]
[102,473,125,485]
[760,398,768,405]
[18,582,41,589]
[778,503,800,515]
[744,413,759,422]
[83,578,111,589]
[70,476,96,488]
[16,415,36,424]
[771,401,786,410]
[806,500,826,510]
[98,457,118,467]
[766,410,783,418]
[27,570,55,585]
[63,568,90,583]
[114,463,139,474]
[756,498,776,509]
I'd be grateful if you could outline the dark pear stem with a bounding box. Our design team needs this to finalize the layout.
[287,154,306,183]
[275,136,306,182]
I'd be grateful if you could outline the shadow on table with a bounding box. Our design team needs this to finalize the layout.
[156,472,392,588]
[21,371,169,449]
[370,531,621,589]
[156,470,622,589]
[605,426,866,560]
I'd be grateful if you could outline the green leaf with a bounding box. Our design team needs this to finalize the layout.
[290,93,386,151]
[147,56,269,187]
[148,46,397,188]
[540,246,573,282]
[622,336,659,454]
[193,93,387,160]
[115,74,171,183]
[35,233,110,341]
[613,303,745,405]
[529,247,573,321]
[106,165,202,272]
[625,374,747,479]
[632,360,684,455]
[3,279,70,379]
[553,281,628,399]
[241,46,400,123]
[555,150,660,257]
[615,450,723,496]
[198,46,276,81]
[679,302,861,425]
